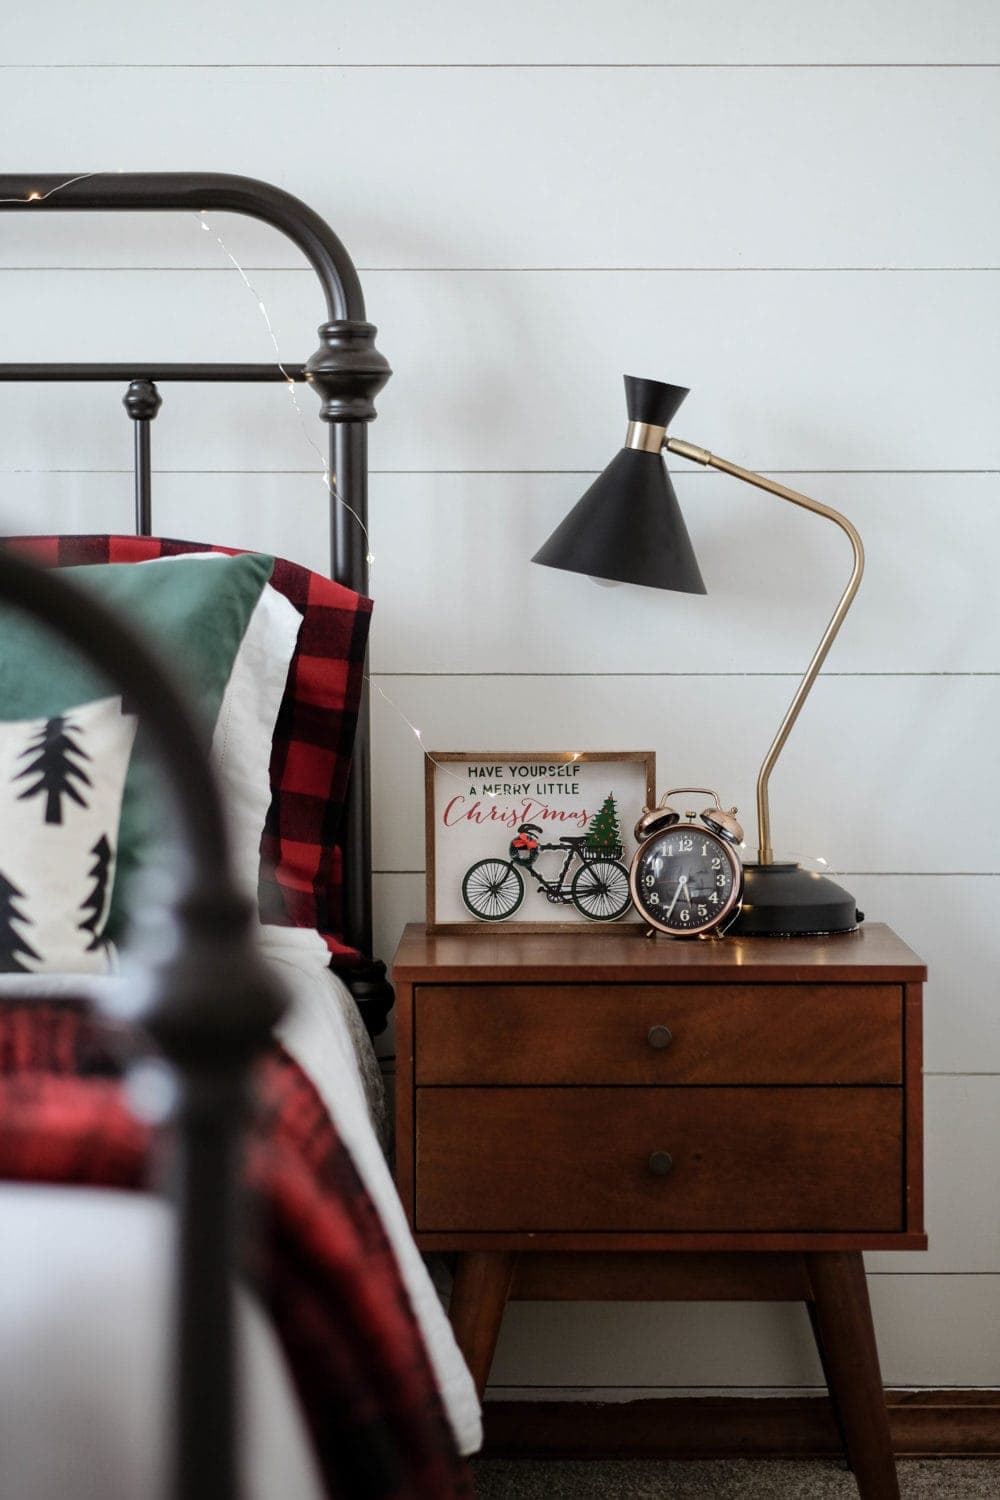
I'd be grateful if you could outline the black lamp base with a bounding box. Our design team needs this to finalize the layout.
[731,862,862,937]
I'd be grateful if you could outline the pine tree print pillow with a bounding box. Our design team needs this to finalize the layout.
[0,696,137,973]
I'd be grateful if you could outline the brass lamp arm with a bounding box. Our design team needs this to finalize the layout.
[665,437,865,866]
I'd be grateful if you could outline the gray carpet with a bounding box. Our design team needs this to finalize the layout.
[473,1459,1000,1497]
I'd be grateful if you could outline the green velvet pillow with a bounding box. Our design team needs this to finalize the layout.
[0,552,274,932]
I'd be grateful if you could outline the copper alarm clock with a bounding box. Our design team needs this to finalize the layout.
[629,788,744,938]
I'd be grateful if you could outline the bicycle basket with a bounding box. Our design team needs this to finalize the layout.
[582,842,624,862]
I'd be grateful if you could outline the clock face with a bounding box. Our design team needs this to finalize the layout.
[629,824,742,936]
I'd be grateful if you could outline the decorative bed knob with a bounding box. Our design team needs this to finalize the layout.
[647,1024,673,1050]
[648,1151,674,1176]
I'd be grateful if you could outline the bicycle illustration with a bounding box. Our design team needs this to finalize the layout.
[461,822,632,923]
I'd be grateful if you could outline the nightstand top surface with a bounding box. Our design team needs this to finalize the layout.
[393,922,925,983]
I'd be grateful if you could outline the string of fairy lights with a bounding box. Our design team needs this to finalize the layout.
[194,208,471,787]
[5,171,467,789]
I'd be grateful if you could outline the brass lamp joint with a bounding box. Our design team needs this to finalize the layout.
[665,437,713,467]
[625,420,667,453]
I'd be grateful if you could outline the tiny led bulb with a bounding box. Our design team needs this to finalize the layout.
[27,191,41,201]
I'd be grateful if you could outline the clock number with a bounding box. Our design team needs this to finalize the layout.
[716,873,727,887]
[711,857,721,870]
[701,842,709,857]
[647,891,661,906]
[709,892,719,905]
[679,909,691,923]
[697,904,708,918]
[678,836,693,852]
[644,874,655,888]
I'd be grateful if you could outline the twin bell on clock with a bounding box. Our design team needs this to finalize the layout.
[629,787,744,939]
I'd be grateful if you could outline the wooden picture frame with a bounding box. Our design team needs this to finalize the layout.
[424,750,656,934]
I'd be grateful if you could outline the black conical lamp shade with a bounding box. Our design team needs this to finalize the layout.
[531,376,706,594]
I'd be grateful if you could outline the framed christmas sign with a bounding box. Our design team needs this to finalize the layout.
[424,750,656,934]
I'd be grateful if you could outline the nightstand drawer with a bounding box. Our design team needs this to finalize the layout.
[414,983,902,1086]
[415,1086,903,1233]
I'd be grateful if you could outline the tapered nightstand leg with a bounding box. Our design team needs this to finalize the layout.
[449,1252,517,1398]
[805,1252,899,1500]
[806,1298,853,1471]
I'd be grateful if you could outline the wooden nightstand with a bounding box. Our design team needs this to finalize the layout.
[393,922,926,1499]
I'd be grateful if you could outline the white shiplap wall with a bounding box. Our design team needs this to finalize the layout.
[2,2,998,1402]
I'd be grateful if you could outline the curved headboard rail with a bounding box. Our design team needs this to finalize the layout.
[0,171,390,961]
[0,171,362,320]
[0,172,392,426]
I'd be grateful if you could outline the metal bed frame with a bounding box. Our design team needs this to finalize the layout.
[0,173,394,1499]
[0,171,392,1018]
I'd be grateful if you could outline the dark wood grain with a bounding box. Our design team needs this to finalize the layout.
[449,1251,516,1400]
[417,1228,928,1252]
[481,1392,1000,1458]
[394,977,416,1221]
[904,981,925,1235]
[509,1251,812,1301]
[416,1086,903,1233]
[394,920,926,984]
[806,1252,900,1497]
[416,982,903,1086]
[392,918,926,1466]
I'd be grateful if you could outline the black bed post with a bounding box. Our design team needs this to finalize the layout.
[330,419,372,952]
[123,378,162,535]
[306,320,393,1031]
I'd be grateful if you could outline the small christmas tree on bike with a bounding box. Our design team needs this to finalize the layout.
[585,793,622,855]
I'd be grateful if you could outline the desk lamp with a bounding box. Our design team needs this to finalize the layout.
[531,375,864,936]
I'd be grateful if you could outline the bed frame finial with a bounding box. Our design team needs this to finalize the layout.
[305,320,392,423]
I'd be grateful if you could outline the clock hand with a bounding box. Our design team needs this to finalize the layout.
[665,878,685,920]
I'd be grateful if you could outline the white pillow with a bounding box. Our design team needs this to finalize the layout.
[211,578,302,897]
[141,556,303,902]
[0,696,137,973]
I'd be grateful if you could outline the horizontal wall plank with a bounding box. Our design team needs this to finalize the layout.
[4,2,998,66]
[2,469,992,676]
[849,877,1000,1077]
[368,471,996,676]
[0,472,332,575]
[1,67,998,269]
[371,673,999,874]
[0,270,996,473]
[488,1274,1000,1390]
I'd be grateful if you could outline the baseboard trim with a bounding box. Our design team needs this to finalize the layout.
[482,1392,1000,1459]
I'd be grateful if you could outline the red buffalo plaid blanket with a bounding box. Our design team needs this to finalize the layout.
[0,1003,471,1500]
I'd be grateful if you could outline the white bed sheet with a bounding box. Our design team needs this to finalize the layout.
[0,1184,327,1500]
[0,923,482,1474]
[266,924,482,1457]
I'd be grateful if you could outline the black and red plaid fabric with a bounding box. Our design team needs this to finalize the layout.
[0,1002,472,1500]
[5,535,372,965]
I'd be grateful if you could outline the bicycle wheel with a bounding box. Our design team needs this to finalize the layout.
[462,859,525,921]
[571,858,632,921]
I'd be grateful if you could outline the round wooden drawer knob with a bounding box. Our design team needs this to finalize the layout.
[648,1150,674,1177]
[647,1024,673,1050]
